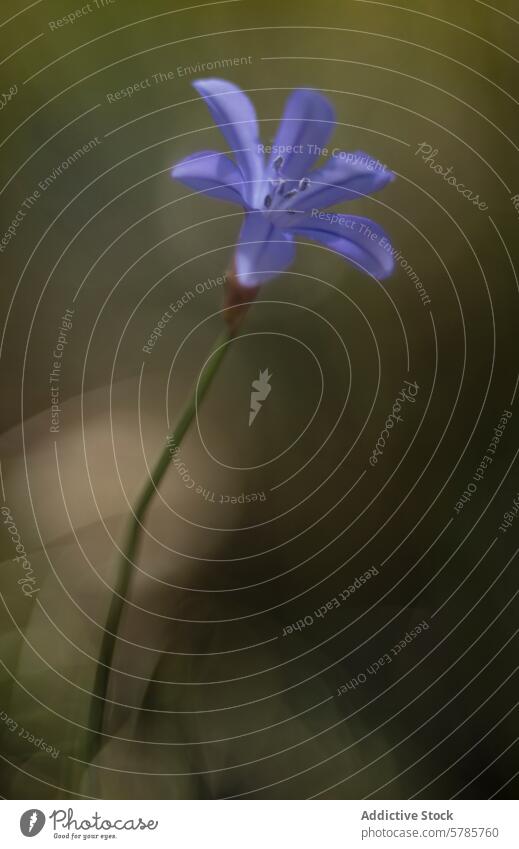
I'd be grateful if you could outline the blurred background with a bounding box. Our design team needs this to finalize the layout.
[0,0,517,799]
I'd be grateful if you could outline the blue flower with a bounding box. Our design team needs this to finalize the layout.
[172,79,395,288]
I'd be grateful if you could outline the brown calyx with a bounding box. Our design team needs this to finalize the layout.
[222,264,260,334]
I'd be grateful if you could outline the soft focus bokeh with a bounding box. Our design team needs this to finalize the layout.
[0,0,517,799]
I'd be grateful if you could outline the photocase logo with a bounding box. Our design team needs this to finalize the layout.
[20,809,46,837]
[249,368,272,426]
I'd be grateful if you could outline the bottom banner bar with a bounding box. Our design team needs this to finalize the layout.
[1,799,516,848]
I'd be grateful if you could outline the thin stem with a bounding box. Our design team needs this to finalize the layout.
[88,326,234,761]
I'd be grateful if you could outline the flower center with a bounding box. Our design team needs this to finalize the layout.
[260,157,310,220]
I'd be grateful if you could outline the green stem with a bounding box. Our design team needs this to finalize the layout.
[87,325,234,762]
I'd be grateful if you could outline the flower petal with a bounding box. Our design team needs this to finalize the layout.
[296,151,395,211]
[192,78,265,207]
[285,213,394,279]
[171,150,247,205]
[268,89,335,181]
[235,212,295,287]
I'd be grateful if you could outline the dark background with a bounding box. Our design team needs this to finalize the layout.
[0,0,517,798]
